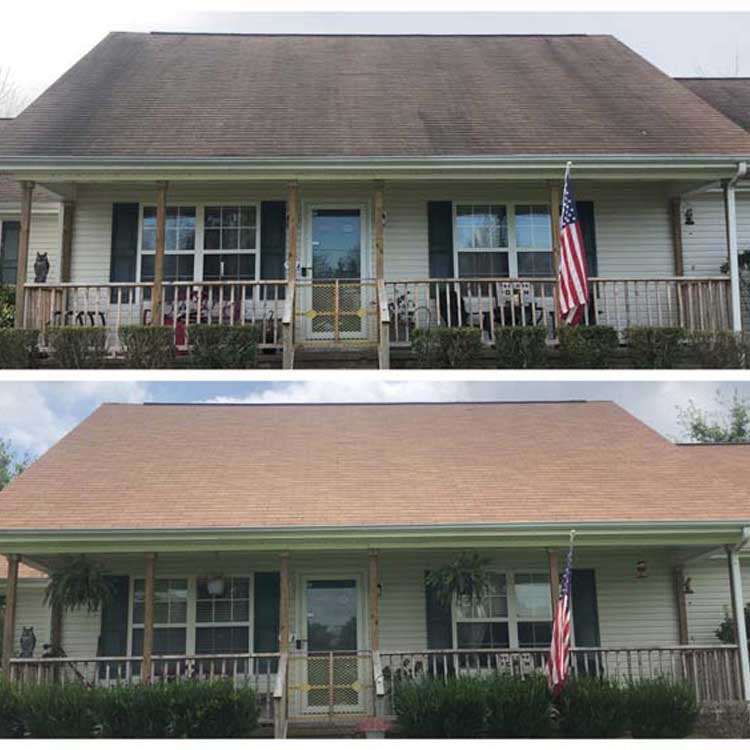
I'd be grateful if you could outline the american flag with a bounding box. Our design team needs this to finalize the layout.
[547,532,575,695]
[558,163,589,323]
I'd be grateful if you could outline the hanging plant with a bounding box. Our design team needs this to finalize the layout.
[43,555,114,613]
[426,552,493,609]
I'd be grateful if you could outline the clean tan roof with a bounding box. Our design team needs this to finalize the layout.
[0,401,748,532]
[1,33,750,159]
[678,78,750,132]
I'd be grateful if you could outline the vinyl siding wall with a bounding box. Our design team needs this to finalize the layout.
[1,210,62,284]
[8,549,745,659]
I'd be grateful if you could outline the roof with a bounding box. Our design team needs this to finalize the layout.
[1,32,749,159]
[0,558,46,580]
[0,401,748,533]
[0,118,60,204]
[678,78,750,131]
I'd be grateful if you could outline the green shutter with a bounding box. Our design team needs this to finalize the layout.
[260,201,287,280]
[427,201,455,279]
[424,571,453,649]
[576,201,598,278]
[109,204,140,284]
[254,572,280,656]
[0,221,20,285]
[96,575,129,677]
[571,569,601,647]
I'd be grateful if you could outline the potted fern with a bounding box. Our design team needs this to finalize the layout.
[44,555,114,613]
[426,552,493,609]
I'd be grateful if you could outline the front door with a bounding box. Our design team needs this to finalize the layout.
[0,221,20,285]
[301,577,364,714]
[306,207,364,340]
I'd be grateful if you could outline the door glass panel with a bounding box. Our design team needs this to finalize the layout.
[306,580,357,652]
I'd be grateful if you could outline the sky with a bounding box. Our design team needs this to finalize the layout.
[1,378,748,462]
[1,8,750,109]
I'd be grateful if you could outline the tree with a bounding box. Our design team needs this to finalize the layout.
[0,67,29,118]
[0,436,32,490]
[677,390,750,443]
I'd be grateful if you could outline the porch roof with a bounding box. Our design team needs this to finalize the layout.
[1,34,749,162]
[0,402,749,540]
[678,78,750,132]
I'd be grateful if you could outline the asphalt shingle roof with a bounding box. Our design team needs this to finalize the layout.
[678,78,750,132]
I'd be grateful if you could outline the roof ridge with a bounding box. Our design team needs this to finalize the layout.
[133,400,598,408]
[144,31,602,39]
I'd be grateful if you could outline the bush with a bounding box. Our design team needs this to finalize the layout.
[47,327,108,368]
[17,683,100,739]
[412,328,483,369]
[626,326,685,369]
[119,325,176,369]
[0,284,15,328]
[0,328,38,369]
[392,677,487,738]
[484,672,552,738]
[494,326,548,369]
[556,675,628,738]
[188,325,259,368]
[686,331,750,369]
[626,677,699,738]
[558,325,619,368]
[0,682,23,738]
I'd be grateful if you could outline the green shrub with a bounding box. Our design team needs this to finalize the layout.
[392,677,487,738]
[626,326,685,369]
[0,328,38,369]
[686,331,750,369]
[47,327,108,368]
[188,325,259,368]
[484,672,552,738]
[412,328,483,369]
[556,675,628,738]
[558,325,619,368]
[0,284,15,328]
[626,677,699,738]
[0,682,24,738]
[494,326,548,369]
[119,325,176,369]
[17,683,99,738]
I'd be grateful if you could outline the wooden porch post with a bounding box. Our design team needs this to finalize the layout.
[547,549,559,611]
[142,553,156,682]
[726,545,750,701]
[1,554,20,680]
[279,553,290,654]
[374,182,385,282]
[723,180,743,333]
[14,182,34,327]
[669,198,684,277]
[547,181,562,330]
[286,182,299,282]
[368,550,380,652]
[60,201,76,283]
[673,566,689,645]
[151,181,168,326]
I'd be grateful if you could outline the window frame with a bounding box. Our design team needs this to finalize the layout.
[194,575,252,655]
[450,568,553,650]
[129,577,190,658]
[513,571,554,649]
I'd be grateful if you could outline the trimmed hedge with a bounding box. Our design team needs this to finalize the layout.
[494,326,548,369]
[686,331,750,369]
[0,328,38,369]
[626,677,699,739]
[119,325,176,369]
[625,326,685,369]
[0,681,259,739]
[47,327,108,369]
[558,325,619,368]
[556,675,628,739]
[188,324,259,368]
[485,672,552,738]
[412,328,483,369]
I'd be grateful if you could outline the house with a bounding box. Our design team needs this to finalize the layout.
[0,34,749,367]
[1,401,749,735]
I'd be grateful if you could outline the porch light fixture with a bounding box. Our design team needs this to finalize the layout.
[635,560,648,579]
[206,575,226,597]
[685,207,695,226]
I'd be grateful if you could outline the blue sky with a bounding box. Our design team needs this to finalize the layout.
[2,379,749,462]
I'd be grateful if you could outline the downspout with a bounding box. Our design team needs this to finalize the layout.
[728,527,750,701]
[725,162,748,333]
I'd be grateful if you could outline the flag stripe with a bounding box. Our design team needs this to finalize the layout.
[557,166,589,320]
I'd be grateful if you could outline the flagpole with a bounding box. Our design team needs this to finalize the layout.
[549,168,564,331]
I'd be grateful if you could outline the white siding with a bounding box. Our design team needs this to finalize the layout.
[682,191,750,276]
[0,211,62,284]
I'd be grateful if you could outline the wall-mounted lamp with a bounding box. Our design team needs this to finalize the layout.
[636,560,648,579]
[682,576,694,595]
[685,207,695,226]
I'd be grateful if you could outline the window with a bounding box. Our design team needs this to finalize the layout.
[455,205,509,280]
[455,573,510,649]
[203,206,258,282]
[131,578,188,657]
[514,573,553,648]
[139,206,196,289]
[195,576,251,655]
[515,205,553,278]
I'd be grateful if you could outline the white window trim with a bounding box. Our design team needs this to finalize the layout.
[450,569,552,650]
[195,575,253,654]
[452,202,553,280]
[136,202,261,285]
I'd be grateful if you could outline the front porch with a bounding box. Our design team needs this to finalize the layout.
[5,171,746,368]
[3,541,749,737]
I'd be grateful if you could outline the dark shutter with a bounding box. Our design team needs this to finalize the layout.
[260,201,287,281]
[97,575,130,677]
[254,572,280,669]
[427,202,455,279]
[0,220,20,285]
[571,569,601,676]
[424,571,453,649]
[109,204,140,284]
[576,201,598,278]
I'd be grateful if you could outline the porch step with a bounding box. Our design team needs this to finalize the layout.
[293,344,379,369]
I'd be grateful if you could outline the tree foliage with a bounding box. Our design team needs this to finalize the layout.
[677,390,750,443]
[0,68,29,118]
[0,436,32,491]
